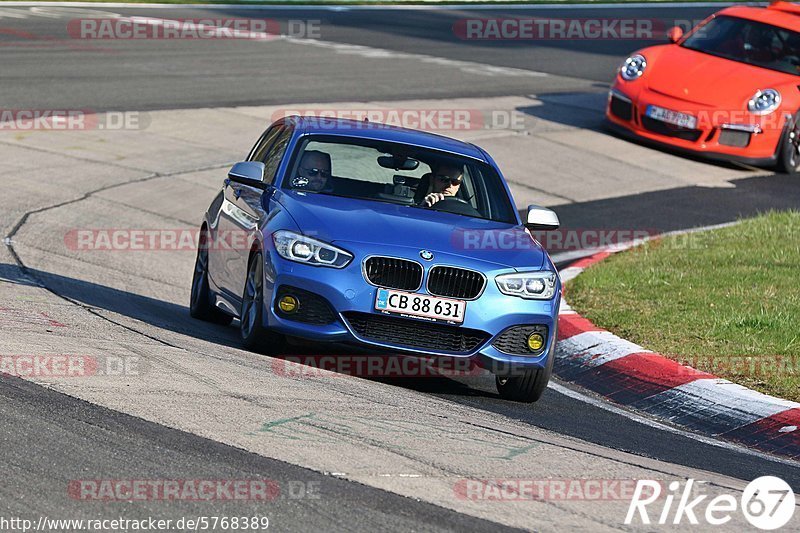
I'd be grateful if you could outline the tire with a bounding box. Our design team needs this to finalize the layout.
[190,229,233,325]
[495,358,553,403]
[777,111,800,175]
[495,323,557,403]
[240,251,285,353]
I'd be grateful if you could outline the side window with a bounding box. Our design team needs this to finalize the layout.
[262,128,293,185]
[248,125,282,162]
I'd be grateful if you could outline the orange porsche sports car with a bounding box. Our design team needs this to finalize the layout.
[606,1,800,174]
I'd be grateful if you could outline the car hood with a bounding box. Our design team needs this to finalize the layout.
[645,46,794,107]
[278,190,545,270]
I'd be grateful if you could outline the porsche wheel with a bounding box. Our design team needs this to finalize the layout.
[777,112,800,175]
[240,252,285,353]
[189,230,233,325]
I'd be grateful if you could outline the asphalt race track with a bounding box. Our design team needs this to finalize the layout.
[2,3,800,531]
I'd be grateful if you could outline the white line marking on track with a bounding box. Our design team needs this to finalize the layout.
[283,35,548,77]
[107,15,549,78]
[547,381,800,467]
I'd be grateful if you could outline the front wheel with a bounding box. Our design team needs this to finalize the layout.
[240,252,285,353]
[495,363,552,403]
[495,324,556,403]
[777,112,800,175]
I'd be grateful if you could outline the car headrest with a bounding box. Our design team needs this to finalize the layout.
[413,172,432,204]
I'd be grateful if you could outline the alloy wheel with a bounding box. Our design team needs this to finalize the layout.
[241,259,263,339]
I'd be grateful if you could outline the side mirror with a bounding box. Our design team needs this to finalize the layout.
[525,205,560,231]
[228,161,265,187]
[667,26,683,43]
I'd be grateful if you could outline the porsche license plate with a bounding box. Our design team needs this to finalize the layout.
[374,288,465,324]
[646,105,697,129]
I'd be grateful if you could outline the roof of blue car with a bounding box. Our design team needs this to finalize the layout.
[287,115,488,162]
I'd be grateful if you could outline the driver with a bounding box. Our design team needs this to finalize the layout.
[292,150,332,192]
[421,163,463,207]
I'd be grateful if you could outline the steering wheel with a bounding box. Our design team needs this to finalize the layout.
[447,196,469,204]
[429,196,482,217]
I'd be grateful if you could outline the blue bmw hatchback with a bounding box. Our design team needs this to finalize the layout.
[191,116,562,402]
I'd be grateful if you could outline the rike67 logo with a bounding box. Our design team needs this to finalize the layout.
[626,476,795,530]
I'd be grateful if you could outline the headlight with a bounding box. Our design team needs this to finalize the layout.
[272,230,353,268]
[496,271,558,300]
[747,89,781,115]
[620,54,647,81]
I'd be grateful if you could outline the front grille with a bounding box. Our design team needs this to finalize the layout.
[344,312,488,354]
[609,95,633,121]
[492,325,549,356]
[274,286,337,325]
[427,266,485,299]
[364,256,422,291]
[718,129,751,148]
[641,115,703,142]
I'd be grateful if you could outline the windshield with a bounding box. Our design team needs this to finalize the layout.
[681,15,800,76]
[282,136,518,224]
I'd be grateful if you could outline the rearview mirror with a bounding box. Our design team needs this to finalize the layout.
[377,155,419,171]
[525,205,560,231]
[228,161,265,187]
[667,26,683,43]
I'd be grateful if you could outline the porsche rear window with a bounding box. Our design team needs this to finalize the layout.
[681,15,800,76]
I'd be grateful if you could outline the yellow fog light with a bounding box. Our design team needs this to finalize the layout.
[279,295,298,313]
[527,333,544,352]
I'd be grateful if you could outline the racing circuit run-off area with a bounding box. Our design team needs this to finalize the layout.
[1,1,800,532]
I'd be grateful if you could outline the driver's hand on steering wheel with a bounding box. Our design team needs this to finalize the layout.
[423,192,447,207]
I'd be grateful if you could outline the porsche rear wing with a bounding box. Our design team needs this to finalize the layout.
[768,1,800,16]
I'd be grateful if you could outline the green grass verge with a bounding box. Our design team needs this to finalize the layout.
[567,211,800,402]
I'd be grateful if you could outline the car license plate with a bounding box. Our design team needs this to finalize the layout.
[646,105,697,129]
[374,288,465,324]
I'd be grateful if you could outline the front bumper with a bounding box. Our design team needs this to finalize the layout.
[260,242,560,370]
[605,83,787,166]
